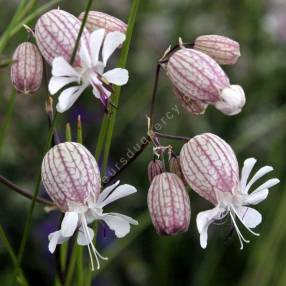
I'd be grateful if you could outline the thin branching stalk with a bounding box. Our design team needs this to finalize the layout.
[154,132,190,141]
[0,225,29,286]
[0,174,53,206]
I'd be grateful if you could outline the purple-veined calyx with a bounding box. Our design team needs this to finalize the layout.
[11,42,43,95]
[194,35,241,65]
[48,28,129,112]
[180,133,280,249]
[147,172,191,235]
[41,142,138,270]
[35,9,90,67]
[147,159,164,183]
[79,11,127,34]
[166,46,245,115]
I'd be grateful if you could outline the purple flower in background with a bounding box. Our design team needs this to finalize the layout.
[41,142,138,270]
[180,133,280,249]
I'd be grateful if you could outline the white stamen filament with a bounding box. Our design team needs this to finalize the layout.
[80,215,108,271]
[231,205,260,237]
[229,210,250,250]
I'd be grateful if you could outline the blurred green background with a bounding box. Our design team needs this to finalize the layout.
[0,0,286,285]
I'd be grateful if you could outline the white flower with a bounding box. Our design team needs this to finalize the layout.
[196,158,279,249]
[48,181,138,270]
[48,28,129,113]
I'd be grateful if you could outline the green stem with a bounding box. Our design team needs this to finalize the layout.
[101,0,141,175]
[70,0,93,64]
[17,113,58,264]
[65,123,72,142]
[95,116,109,161]
[64,243,78,286]
[0,91,17,156]
[77,115,83,144]
[0,0,61,53]
[0,225,29,286]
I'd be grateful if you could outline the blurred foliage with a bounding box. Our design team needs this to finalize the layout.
[0,0,286,285]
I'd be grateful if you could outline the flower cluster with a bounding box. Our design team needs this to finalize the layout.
[7,5,281,272]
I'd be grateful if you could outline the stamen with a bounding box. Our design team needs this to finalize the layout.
[229,211,250,250]
[231,206,260,237]
[80,215,108,271]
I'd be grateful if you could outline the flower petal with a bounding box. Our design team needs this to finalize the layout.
[90,29,105,65]
[56,85,86,113]
[252,178,280,193]
[245,166,275,193]
[101,214,133,238]
[196,205,226,249]
[236,206,262,229]
[79,43,92,68]
[99,184,137,208]
[245,189,269,205]
[102,31,125,66]
[96,181,120,206]
[77,226,94,245]
[108,212,138,225]
[240,158,256,193]
[48,76,78,95]
[48,230,69,253]
[61,212,79,237]
[51,57,79,77]
[103,68,129,85]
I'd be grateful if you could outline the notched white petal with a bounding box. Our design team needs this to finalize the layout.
[103,68,129,85]
[77,226,94,245]
[102,31,126,66]
[102,214,132,238]
[51,57,79,77]
[61,212,79,237]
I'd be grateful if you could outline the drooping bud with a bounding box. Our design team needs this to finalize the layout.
[194,35,241,65]
[41,142,101,212]
[147,159,164,183]
[169,155,188,186]
[11,42,43,95]
[78,11,127,34]
[166,48,245,115]
[180,133,239,205]
[147,172,191,235]
[35,9,90,66]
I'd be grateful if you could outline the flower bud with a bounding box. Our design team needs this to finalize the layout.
[180,133,239,205]
[148,159,164,183]
[41,142,101,211]
[11,42,43,95]
[35,9,90,66]
[194,35,241,65]
[78,11,127,34]
[147,172,191,235]
[166,48,245,115]
[169,155,188,186]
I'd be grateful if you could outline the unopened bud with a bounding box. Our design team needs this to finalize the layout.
[147,172,191,235]
[169,155,188,186]
[148,159,164,183]
[78,11,127,34]
[194,35,241,65]
[11,42,43,95]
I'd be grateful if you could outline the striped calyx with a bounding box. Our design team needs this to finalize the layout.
[147,159,164,183]
[35,9,90,66]
[147,172,191,235]
[166,48,245,115]
[194,35,241,65]
[180,133,239,205]
[173,87,207,115]
[169,155,188,187]
[79,11,127,34]
[11,42,43,95]
[41,142,101,212]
